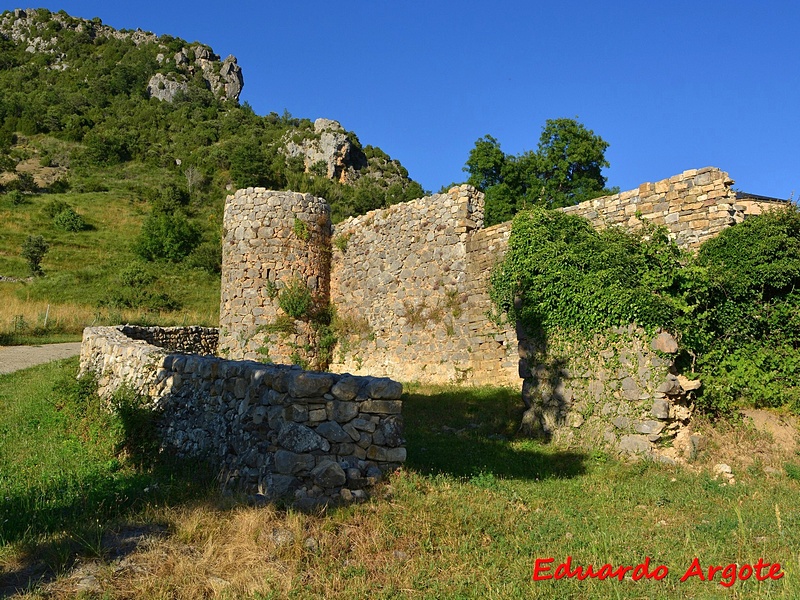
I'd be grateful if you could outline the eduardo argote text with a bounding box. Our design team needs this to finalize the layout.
[532,556,785,588]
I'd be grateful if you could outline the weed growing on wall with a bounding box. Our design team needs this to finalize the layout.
[292,217,311,242]
[277,278,313,320]
[491,205,800,416]
[332,233,351,252]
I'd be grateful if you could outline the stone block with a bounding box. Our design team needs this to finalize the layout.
[331,375,361,400]
[277,423,329,453]
[328,401,359,423]
[361,400,402,415]
[315,421,351,443]
[365,377,403,399]
[650,332,678,354]
[618,435,652,456]
[366,446,407,462]
[311,461,346,488]
[274,450,316,474]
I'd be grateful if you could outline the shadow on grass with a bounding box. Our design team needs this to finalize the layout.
[402,385,587,480]
[0,371,218,597]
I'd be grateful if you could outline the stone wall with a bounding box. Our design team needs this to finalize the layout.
[561,167,782,249]
[119,325,218,355]
[518,327,700,462]
[328,185,517,385]
[218,167,787,387]
[80,326,405,506]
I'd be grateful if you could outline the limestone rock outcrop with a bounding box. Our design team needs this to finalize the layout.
[0,8,244,103]
[283,119,368,183]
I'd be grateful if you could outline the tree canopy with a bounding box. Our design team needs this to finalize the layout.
[463,118,616,226]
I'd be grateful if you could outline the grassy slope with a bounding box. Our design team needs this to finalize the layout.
[0,155,221,344]
[0,362,798,598]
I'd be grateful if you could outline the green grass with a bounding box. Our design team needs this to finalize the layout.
[0,366,798,598]
[0,358,214,575]
[0,155,222,344]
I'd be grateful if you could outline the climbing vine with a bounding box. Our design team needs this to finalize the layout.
[491,205,800,415]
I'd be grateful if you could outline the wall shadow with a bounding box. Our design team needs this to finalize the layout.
[402,385,587,481]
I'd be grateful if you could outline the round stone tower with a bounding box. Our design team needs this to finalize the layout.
[219,189,332,368]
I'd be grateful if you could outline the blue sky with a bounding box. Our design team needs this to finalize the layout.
[5,1,799,199]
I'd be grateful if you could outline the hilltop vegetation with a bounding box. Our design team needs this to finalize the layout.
[0,8,425,342]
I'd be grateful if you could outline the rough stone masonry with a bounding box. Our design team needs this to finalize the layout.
[219,167,785,387]
[80,325,405,506]
[216,167,785,461]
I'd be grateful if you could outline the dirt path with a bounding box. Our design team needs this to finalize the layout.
[0,342,82,375]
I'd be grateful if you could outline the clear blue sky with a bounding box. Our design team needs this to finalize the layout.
[5,1,799,199]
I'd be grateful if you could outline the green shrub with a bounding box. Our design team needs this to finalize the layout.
[42,198,71,219]
[12,171,36,192]
[52,206,88,232]
[7,189,25,206]
[685,207,800,414]
[491,204,800,416]
[101,262,179,311]
[489,207,683,338]
[135,211,201,262]
[47,176,70,193]
[21,235,49,276]
[185,239,222,274]
[278,278,313,320]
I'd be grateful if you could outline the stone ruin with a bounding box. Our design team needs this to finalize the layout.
[217,167,786,462]
[80,166,790,498]
[80,325,406,507]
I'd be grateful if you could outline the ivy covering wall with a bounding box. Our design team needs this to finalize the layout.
[491,205,800,415]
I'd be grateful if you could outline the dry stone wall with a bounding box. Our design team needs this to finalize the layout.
[518,327,702,462]
[119,325,218,355]
[561,167,780,248]
[80,326,405,506]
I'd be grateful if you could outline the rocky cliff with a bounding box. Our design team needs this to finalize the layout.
[0,8,243,102]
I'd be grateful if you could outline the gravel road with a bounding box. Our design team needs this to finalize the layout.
[0,342,82,375]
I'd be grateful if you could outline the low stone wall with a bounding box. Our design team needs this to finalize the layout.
[119,325,218,355]
[518,327,700,462]
[80,326,405,506]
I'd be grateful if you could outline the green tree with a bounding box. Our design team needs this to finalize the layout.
[464,135,506,191]
[463,118,614,225]
[21,235,49,275]
[534,118,610,208]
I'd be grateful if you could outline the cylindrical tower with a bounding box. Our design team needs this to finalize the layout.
[219,189,332,368]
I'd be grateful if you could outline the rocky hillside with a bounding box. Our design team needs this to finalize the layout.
[0,7,424,220]
[0,8,243,102]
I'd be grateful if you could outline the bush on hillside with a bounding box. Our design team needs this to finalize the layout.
[52,206,88,232]
[135,210,201,262]
[21,234,49,276]
[101,262,180,311]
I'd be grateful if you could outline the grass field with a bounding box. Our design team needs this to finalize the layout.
[0,156,222,345]
[0,359,798,598]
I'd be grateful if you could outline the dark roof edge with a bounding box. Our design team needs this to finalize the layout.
[735,191,790,203]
